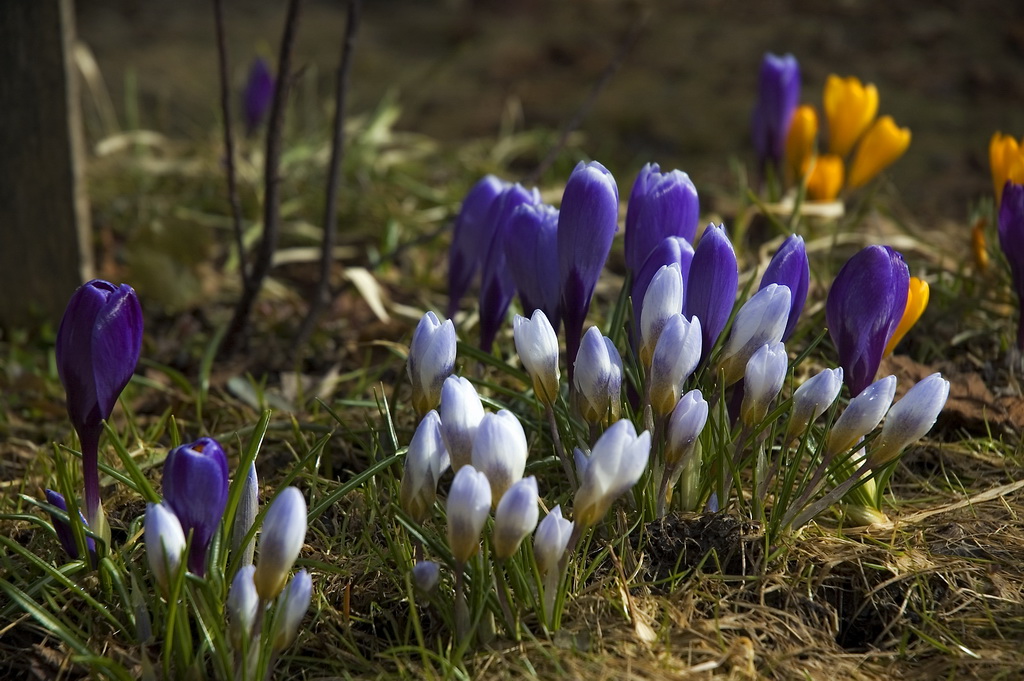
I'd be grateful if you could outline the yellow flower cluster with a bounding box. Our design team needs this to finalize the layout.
[990,132,1024,204]
[785,75,911,201]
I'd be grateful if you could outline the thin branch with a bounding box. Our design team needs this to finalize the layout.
[295,0,362,349]
[222,0,303,357]
[212,0,246,291]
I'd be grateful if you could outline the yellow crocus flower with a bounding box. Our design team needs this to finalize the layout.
[971,217,989,273]
[990,132,1024,203]
[846,116,911,190]
[784,105,819,187]
[884,277,929,357]
[824,75,878,158]
[804,154,844,201]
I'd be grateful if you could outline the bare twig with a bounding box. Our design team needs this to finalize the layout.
[212,0,246,291]
[222,0,303,357]
[295,0,362,349]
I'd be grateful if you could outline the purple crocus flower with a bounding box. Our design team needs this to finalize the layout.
[751,53,800,173]
[998,181,1024,348]
[558,161,619,380]
[759,234,809,341]
[624,163,699,274]
[447,175,509,319]
[56,280,143,525]
[44,489,96,564]
[242,57,275,137]
[632,236,695,344]
[162,437,229,575]
[506,202,561,330]
[478,184,541,352]
[826,245,909,397]
[684,224,738,365]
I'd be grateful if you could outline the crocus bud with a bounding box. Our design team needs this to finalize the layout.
[826,246,909,396]
[254,487,307,601]
[44,489,95,564]
[639,264,684,368]
[804,154,845,201]
[740,342,788,427]
[471,410,528,505]
[572,447,590,481]
[163,437,229,575]
[718,284,791,386]
[533,505,574,577]
[558,161,619,381]
[446,465,492,565]
[227,565,259,647]
[408,311,456,417]
[869,373,949,466]
[493,476,539,560]
[145,502,186,595]
[506,202,561,329]
[826,375,897,458]
[884,277,929,357]
[412,560,440,594]
[438,376,485,471]
[998,181,1024,348]
[760,235,809,341]
[824,74,879,158]
[785,367,843,443]
[847,116,911,190]
[624,163,699,273]
[513,310,560,404]
[573,326,623,426]
[632,236,695,342]
[648,314,702,417]
[665,389,708,468]
[56,279,143,524]
[685,224,738,365]
[573,420,651,529]
[400,411,450,523]
[784,104,818,185]
[990,133,1024,204]
[272,569,312,652]
[448,176,509,318]
[232,462,259,567]
[242,57,274,137]
[478,184,541,351]
[751,53,801,173]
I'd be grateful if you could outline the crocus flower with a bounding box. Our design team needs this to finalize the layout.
[438,376,485,471]
[271,570,312,652]
[760,235,809,341]
[784,104,819,185]
[740,342,788,427]
[573,419,651,528]
[412,560,440,594]
[624,163,699,273]
[492,476,539,560]
[232,462,259,567]
[998,181,1024,348]
[826,246,909,396]
[513,310,560,405]
[44,489,95,564]
[665,390,708,469]
[242,57,274,137]
[826,375,897,458]
[632,236,695,343]
[884,277,929,357]
[751,53,801,173]
[573,326,623,426]
[478,184,541,351]
[648,314,702,417]
[447,465,492,565]
[408,311,456,418]
[718,284,791,386]
[227,565,259,647]
[400,411,450,523]
[254,487,307,601]
[804,154,845,201]
[56,279,143,524]
[823,74,878,158]
[506,202,561,329]
[558,161,619,381]
[447,175,509,318]
[846,116,911,190]
[989,133,1024,203]
[639,264,684,368]
[163,437,229,575]
[869,373,949,466]
[784,367,843,444]
[685,224,738,365]
[534,505,574,577]
[145,502,186,595]
[471,410,528,505]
